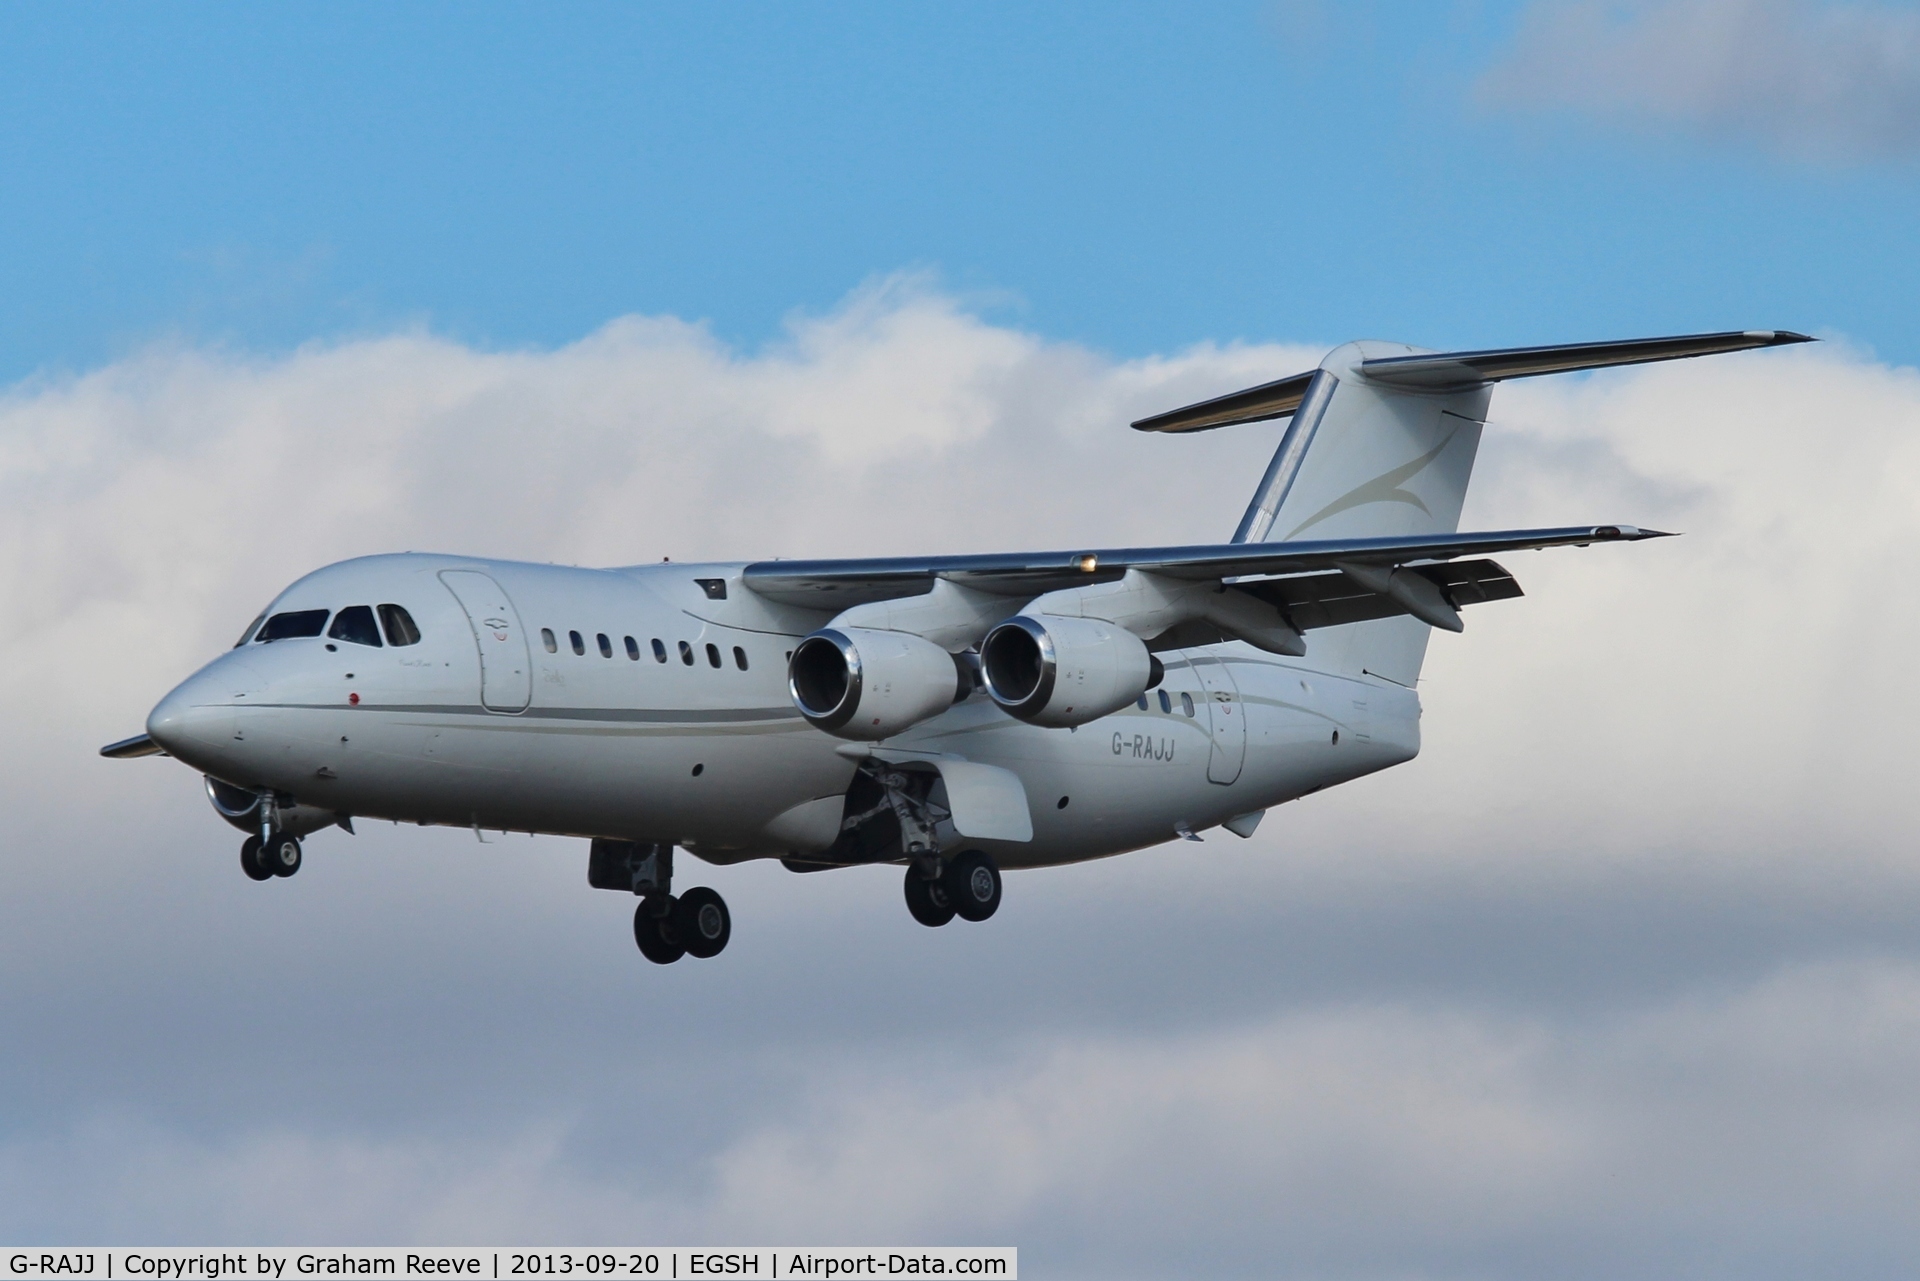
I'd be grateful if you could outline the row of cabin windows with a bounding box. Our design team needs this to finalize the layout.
[240,604,422,648]
[1136,689,1197,717]
[540,627,748,671]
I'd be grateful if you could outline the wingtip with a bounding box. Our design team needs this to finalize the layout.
[1750,329,1816,345]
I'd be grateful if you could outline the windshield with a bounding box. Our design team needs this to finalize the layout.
[256,609,330,642]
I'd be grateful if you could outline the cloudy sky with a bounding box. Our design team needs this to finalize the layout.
[4,3,1920,1277]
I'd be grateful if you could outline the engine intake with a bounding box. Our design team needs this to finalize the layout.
[980,614,1153,728]
[789,627,971,741]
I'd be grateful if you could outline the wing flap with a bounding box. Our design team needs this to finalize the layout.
[1240,558,1522,631]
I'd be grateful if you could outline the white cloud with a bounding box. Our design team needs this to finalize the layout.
[6,281,1920,1270]
[1478,1,1920,161]
[8,958,1920,1276]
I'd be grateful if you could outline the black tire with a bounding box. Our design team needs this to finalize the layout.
[943,850,1001,922]
[633,898,685,964]
[262,834,302,878]
[240,835,272,882]
[675,886,731,959]
[903,869,956,927]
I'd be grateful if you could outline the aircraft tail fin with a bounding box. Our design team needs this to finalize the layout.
[1130,329,1812,685]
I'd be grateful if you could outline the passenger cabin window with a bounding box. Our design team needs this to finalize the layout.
[1158,690,1173,714]
[1181,692,1195,717]
[1136,695,1148,711]
[597,633,613,658]
[256,609,329,642]
[705,643,721,669]
[327,605,383,647]
[652,638,667,663]
[541,628,558,653]
[678,641,694,666]
[733,646,748,671]
[378,604,422,646]
[235,613,266,648]
[569,630,585,656]
[625,636,640,660]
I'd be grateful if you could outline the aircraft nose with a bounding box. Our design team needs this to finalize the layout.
[146,655,263,760]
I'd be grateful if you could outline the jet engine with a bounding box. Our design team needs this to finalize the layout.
[788,627,972,741]
[204,776,340,836]
[980,614,1155,728]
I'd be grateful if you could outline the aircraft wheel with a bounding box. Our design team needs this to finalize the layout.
[261,833,303,878]
[240,835,272,882]
[943,850,1001,922]
[676,886,731,959]
[903,869,955,927]
[633,897,686,964]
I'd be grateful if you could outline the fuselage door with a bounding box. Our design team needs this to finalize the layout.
[1192,652,1246,785]
[438,570,533,713]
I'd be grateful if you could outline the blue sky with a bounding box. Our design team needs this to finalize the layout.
[3,1,1916,384]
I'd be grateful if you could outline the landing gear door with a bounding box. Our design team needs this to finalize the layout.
[1192,653,1246,785]
[438,570,533,713]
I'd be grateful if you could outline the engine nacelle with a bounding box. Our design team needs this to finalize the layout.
[204,776,339,836]
[788,627,971,741]
[980,614,1154,728]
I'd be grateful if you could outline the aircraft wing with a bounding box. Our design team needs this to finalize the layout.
[740,524,1666,609]
[100,733,166,758]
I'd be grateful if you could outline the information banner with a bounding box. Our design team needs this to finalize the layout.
[4,1252,1014,1281]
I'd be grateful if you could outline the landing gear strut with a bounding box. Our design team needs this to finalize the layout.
[903,850,1001,927]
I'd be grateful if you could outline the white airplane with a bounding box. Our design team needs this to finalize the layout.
[104,330,1808,963]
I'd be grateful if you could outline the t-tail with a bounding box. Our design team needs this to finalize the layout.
[1133,330,1813,684]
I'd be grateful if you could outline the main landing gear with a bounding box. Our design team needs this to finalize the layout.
[632,886,732,965]
[589,838,732,965]
[903,850,1002,928]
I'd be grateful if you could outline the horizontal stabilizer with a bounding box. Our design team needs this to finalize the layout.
[1133,329,1812,432]
[1359,329,1813,391]
[1130,370,1316,434]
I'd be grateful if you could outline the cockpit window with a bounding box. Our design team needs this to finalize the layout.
[234,613,266,648]
[378,604,422,647]
[328,606,384,647]
[256,609,330,642]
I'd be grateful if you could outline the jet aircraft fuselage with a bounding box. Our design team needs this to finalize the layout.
[151,552,1416,869]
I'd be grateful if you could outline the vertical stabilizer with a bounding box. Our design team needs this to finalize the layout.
[1234,342,1488,685]
[1126,328,1813,685]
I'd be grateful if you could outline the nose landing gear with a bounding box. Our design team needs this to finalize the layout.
[903,850,1002,927]
[240,831,302,880]
[236,789,305,882]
